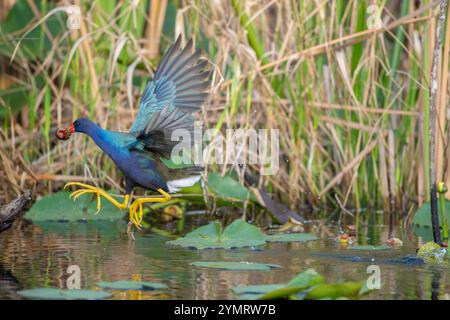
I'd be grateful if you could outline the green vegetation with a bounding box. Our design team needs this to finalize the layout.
[17,288,112,300]
[232,268,371,300]
[191,261,281,271]
[167,219,317,249]
[96,281,167,290]
[1,0,449,221]
[25,191,124,221]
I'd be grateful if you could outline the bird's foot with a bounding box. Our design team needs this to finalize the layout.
[64,182,129,214]
[129,200,144,230]
[127,189,171,229]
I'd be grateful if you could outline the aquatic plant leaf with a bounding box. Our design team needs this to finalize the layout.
[25,191,125,222]
[230,269,324,300]
[167,219,266,249]
[191,261,281,271]
[154,173,259,206]
[304,281,365,300]
[287,269,324,287]
[413,226,434,242]
[232,284,285,295]
[17,288,111,300]
[208,173,257,202]
[417,242,447,263]
[259,269,324,300]
[236,293,266,300]
[232,269,371,300]
[221,219,266,247]
[167,219,318,249]
[96,281,167,290]
[413,201,450,229]
[265,233,318,243]
[349,245,390,250]
[259,285,309,300]
[60,289,112,300]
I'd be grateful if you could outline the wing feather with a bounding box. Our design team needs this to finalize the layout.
[129,36,210,135]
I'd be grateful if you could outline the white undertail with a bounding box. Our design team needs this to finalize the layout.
[167,175,201,193]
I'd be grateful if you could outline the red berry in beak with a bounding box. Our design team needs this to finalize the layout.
[55,127,71,140]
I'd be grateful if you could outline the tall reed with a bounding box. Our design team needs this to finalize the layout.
[0,0,448,219]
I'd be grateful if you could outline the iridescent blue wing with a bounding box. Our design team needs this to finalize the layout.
[129,36,210,135]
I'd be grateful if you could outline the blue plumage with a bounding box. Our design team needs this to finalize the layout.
[70,36,209,195]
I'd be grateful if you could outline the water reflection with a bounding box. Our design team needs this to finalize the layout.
[0,219,448,300]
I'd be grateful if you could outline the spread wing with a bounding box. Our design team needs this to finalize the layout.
[129,36,210,136]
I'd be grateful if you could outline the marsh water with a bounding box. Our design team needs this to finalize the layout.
[0,216,448,300]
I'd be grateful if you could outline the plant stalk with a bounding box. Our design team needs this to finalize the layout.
[438,182,448,241]
[428,0,448,245]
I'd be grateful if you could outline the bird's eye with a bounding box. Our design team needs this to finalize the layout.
[74,120,80,127]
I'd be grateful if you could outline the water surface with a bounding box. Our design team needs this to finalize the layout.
[0,219,448,300]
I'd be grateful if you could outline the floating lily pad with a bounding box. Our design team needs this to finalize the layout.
[231,269,323,300]
[191,261,281,271]
[236,293,266,300]
[167,219,318,250]
[417,242,447,263]
[259,269,324,300]
[265,233,318,243]
[232,284,285,295]
[167,219,266,249]
[304,282,366,300]
[96,280,167,290]
[25,191,125,222]
[413,201,450,229]
[208,173,257,202]
[349,245,390,250]
[287,269,325,287]
[17,288,111,300]
[232,269,372,300]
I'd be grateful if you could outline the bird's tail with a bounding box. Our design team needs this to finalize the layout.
[167,166,203,193]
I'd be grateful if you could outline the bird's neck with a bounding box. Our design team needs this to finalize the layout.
[84,126,116,156]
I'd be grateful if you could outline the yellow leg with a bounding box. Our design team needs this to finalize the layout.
[64,182,130,214]
[128,188,171,229]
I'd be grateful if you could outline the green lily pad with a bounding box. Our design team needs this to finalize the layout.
[208,173,257,202]
[287,268,325,287]
[231,269,323,299]
[232,284,285,295]
[167,219,319,250]
[25,191,125,222]
[17,288,111,300]
[259,269,324,300]
[349,245,390,250]
[167,219,267,249]
[304,281,366,300]
[417,242,447,263]
[413,201,450,229]
[232,269,372,300]
[265,233,318,242]
[236,293,267,300]
[96,280,167,290]
[191,261,281,270]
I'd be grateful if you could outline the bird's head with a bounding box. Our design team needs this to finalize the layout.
[55,118,95,140]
